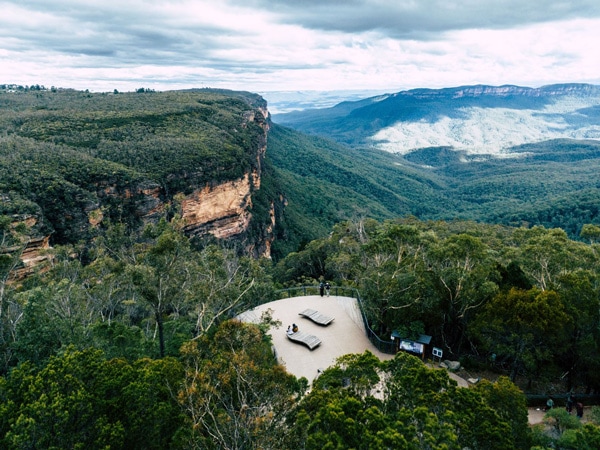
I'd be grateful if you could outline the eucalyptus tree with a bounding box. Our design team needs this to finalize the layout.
[0,216,20,319]
[43,248,96,345]
[178,320,304,450]
[0,215,31,371]
[9,245,112,366]
[82,254,130,326]
[580,223,600,244]
[0,347,185,450]
[122,218,271,357]
[423,232,500,353]
[188,244,267,338]
[504,227,600,385]
[472,287,571,382]
[353,221,429,336]
[272,235,340,285]
[384,353,524,450]
[555,269,600,391]
[473,376,531,449]
[125,219,200,357]
[513,227,580,291]
[289,351,526,450]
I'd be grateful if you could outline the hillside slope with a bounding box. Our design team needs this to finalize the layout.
[266,124,600,243]
[263,124,449,257]
[0,87,275,256]
[270,84,600,239]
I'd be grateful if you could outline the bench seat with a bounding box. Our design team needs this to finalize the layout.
[299,308,335,326]
[286,331,322,350]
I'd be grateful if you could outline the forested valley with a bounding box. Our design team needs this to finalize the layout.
[3,86,600,448]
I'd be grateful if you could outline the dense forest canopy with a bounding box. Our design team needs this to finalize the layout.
[0,218,600,449]
[274,217,600,391]
[2,213,600,447]
[264,123,600,253]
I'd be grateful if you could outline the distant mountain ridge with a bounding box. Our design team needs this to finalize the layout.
[273,83,600,155]
[401,83,600,98]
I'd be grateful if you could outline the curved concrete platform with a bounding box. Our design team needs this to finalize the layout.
[237,295,395,383]
[237,295,548,425]
[238,294,470,388]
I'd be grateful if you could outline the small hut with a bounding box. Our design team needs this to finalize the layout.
[391,331,432,361]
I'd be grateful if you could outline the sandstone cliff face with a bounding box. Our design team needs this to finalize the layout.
[1,216,53,282]
[91,103,273,257]
[97,180,164,221]
[1,89,279,282]
[4,96,275,271]
[181,171,257,240]
[178,106,273,257]
[16,235,52,279]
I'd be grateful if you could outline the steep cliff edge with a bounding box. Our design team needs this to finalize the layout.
[179,103,272,257]
[0,87,277,267]
[0,211,53,282]
[182,172,257,239]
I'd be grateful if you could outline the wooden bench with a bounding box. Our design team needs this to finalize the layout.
[299,309,335,326]
[286,331,322,350]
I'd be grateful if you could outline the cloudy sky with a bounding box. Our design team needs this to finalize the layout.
[1,0,599,94]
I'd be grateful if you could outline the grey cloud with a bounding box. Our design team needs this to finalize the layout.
[60,47,116,57]
[2,0,599,92]
[10,0,593,68]
[2,1,232,52]
[0,6,235,69]
[234,0,600,38]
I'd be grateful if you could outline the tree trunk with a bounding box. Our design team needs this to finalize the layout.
[156,311,165,358]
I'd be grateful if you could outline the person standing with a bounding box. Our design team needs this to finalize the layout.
[566,392,574,414]
[576,401,584,419]
[319,281,325,297]
[325,282,331,297]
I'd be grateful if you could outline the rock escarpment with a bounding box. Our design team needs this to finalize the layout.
[96,97,274,257]
[0,88,280,269]
[182,172,257,240]
[179,105,273,257]
[0,215,53,282]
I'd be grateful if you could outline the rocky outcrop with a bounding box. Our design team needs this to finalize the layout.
[1,216,53,282]
[16,235,52,279]
[181,171,258,240]
[398,83,600,100]
[96,180,165,221]
[129,182,165,221]
[91,102,273,256]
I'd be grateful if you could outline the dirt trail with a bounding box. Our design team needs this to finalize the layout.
[528,407,590,425]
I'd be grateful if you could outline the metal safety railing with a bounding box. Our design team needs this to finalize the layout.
[274,285,396,354]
